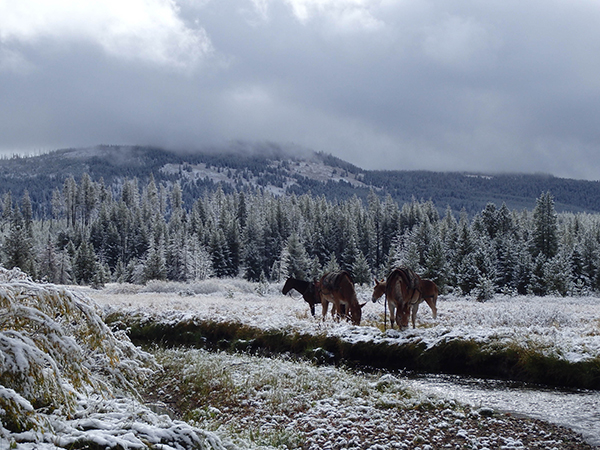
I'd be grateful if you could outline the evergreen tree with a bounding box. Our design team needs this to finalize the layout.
[209,228,231,278]
[528,254,548,296]
[63,176,78,229]
[73,241,99,285]
[1,191,13,226]
[545,249,573,296]
[351,250,372,285]
[3,208,35,276]
[56,250,73,285]
[242,212,265,282]
[282,232,310,280]
[532,191,559,259]
[456,252,480,295]
[165,209,188,281]
[186,237,213,281]
[143,241,167,282]
[39,237,59,283]
[324,252,341,274]
[78,173,97,226]
[423,234,447,290]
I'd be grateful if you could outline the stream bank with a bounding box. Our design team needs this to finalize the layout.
[106,312,600,390]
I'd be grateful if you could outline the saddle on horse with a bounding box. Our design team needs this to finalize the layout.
[320,271,352,294]
[393,267,421,302]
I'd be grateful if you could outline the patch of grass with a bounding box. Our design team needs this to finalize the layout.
[142,347,451,449]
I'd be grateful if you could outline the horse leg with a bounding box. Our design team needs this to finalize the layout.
[411,301,420,329]
[333,299,343,322]
[425,297,437,319]
[321,299,329,321]
[388,300,396,329]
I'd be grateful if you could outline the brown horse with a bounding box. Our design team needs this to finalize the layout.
[318,271,363,325]
[282,277,319,316]
[371,267,424,330]
[409,279,438,328]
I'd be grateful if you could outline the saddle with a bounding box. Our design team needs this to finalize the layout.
[390,267,420,299]
[320,271,352,294]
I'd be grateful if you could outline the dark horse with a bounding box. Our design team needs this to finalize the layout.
[282,277,320,316]
[318,271,363,325]
[371,267,421,330]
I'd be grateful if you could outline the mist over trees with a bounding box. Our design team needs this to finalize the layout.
[2,173,600,298]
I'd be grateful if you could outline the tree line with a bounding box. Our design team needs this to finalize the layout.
[1,172,599,298]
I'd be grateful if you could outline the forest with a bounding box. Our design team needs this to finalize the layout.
[1,170,599,300]
[4,145,600,217]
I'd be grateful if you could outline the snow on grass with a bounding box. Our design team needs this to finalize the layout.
[89,280,600,364]
[0,269,228,450]
[149,347,588,450]
[4,273,595,449]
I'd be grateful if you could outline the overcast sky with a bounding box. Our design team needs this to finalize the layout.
[1,1,600,180]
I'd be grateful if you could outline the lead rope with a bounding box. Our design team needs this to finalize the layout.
[384,295,387,331]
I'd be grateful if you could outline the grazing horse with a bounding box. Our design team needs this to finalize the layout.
[409,279,438,329]
[318,271,363,325]
[282,277,319,316]
[371,267,422,330]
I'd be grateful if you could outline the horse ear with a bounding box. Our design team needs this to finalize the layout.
[360,302,367,308]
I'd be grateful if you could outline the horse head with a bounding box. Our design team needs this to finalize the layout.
[395,308,410,330]
[282,277,294,295]
[371,278,386,303]
[348,300,363,325]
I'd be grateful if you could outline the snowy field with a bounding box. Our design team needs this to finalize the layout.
[3,273,600,449]
[87,279,600,365]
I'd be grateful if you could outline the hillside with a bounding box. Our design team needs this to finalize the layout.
[2,144,600,216]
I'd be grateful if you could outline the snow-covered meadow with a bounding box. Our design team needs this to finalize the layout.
[3,272,600,449]
[89,279,600,366]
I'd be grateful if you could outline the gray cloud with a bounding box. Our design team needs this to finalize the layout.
[1,0,600,180]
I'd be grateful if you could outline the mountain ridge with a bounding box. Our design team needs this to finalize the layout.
[1,144,599,216]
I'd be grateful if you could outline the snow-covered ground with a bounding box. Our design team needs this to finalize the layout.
[3,274,600,449]
[88,280,600,364]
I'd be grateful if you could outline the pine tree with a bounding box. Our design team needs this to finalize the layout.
[545,248,573,296]
[423,233,447,290]
[1,191,13,227]
[351,250,372,285]
[186,237,213,281]
[78,173,97,226]
[56,250,73,284]
[3,208,35,276]
[73,241,99,285]
[242,213,265,282]
[63,176,78,229]
[39,237,59,283]
[324,252,341,274]
[209,228,231,278]
[528,254,548,296]
[532,191,558,259]
[143,241,167,282]
[282,232,310,280]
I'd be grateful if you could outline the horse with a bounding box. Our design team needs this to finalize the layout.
[282,277,320,316]
[409,279,438,329]
[318,271,364,325]
[371,267,423,330]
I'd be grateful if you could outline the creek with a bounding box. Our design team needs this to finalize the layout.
[406,373,600,447]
